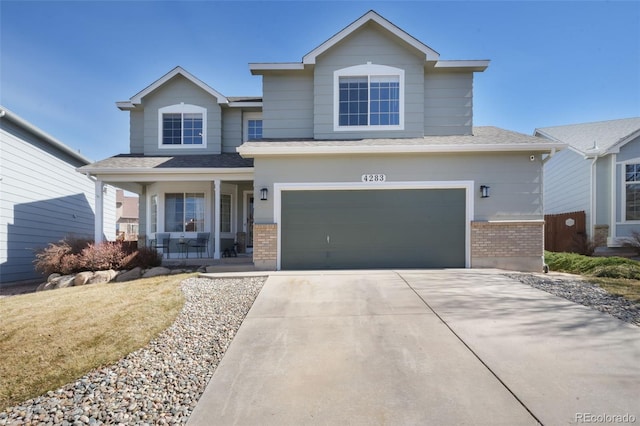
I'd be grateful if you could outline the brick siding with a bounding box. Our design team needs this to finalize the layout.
[471,221,543,258]
[253,223,278,262]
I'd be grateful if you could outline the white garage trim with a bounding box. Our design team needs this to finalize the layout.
[273,181,474,270]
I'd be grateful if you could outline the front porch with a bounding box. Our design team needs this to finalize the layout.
[161,253,257,273]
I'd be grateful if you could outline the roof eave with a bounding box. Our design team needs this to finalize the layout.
[302,10,440,65]
[127,66,229,106]
[434,60,490,72]
[249,63,306,74]
[1,106,92,164]
[237,142,567,158]
[77,166,255,176]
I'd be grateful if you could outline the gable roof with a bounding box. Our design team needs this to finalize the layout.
[535,117,640,156]
[0,106,92,164]
[116,66,228,110]
[303,10,440,64]
[250,10,489,74]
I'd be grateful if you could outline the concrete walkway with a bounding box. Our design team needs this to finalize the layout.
[188,270,640,426]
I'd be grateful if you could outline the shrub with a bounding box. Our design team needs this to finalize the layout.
[545,251,640,279]
[122,246,163,269]
[34,238,162,275]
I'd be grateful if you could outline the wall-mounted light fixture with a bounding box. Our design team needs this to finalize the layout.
[480,185,490,198]
[260,187,268,201]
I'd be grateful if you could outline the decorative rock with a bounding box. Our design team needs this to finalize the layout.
[47,273,62,283]
[1,277,266,424]
[116,267,143,282]
[55,275,76,289]
[142,267,172,278]
[74,272,94,287]
[87,270,117,285]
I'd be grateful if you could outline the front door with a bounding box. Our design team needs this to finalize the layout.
[244,192,254,250]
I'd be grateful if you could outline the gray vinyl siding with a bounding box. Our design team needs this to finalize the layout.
[130,109,144,154]
[543,148,591,218]
[253,152,542,224]
[1,119,115,284]
[312,23,425,139]
[222,108,242,153]
[594,156,611,227]
[262,72,314,139]
[424,72,473,136]
[140,74,222,155]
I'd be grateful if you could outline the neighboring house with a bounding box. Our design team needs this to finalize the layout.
[536,117,640,249]
[79,10,564,272]
[116,189,139,240]
[0,106,116,285]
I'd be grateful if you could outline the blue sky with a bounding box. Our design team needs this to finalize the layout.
[1,1,639,161]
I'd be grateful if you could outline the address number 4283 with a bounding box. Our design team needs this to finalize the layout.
[361,174,386,182]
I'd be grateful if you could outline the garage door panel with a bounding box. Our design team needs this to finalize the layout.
[281,189,465,270]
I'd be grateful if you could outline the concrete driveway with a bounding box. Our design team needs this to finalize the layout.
[188,270,640,426]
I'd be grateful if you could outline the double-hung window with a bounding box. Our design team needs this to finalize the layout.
[158,104,206,148]
[625,163,640,221]
[334,63,404,131]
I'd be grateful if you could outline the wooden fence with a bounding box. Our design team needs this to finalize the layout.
[544,211,587,253]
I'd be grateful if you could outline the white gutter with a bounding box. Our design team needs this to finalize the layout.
[237,142,566,157]
[77,167,254,175]
[1,106,92,164]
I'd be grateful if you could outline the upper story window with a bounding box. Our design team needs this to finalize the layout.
[158,103,207,148]
[243,112,263,141]
[334,63,404,132]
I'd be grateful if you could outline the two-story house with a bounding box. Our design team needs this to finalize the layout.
[79,10,564,272]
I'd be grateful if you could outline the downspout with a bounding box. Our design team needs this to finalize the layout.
[589,156,598,244]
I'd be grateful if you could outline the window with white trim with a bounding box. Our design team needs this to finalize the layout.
[334,63,404,131]
[243,112,263,141]
[164,193,205,232]
[158,104,206,148]
[625,163,640,220]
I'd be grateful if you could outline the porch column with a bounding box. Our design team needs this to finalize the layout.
[94,179,104,243]
[214,179,221,259]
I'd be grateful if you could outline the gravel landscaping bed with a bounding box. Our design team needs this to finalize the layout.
[506,273,640,327]
[0,276,266,425]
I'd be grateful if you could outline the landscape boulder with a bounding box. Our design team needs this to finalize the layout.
[87,270,117,284]
[74,271,94,286]
[116,267,143,282]
[142,267,172,278]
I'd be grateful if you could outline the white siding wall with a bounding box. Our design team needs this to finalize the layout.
[543,148,591,219]
[1,119,116,284]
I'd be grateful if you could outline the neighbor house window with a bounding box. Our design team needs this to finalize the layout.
[164,193,205,232]
[243,112,263,141]
[158,104,206,148]
[625,164,640,221]
[334,63,404,131]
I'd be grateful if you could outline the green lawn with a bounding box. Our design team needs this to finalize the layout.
[0,274,189,410]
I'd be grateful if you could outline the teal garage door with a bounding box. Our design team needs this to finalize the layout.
[280,188,466,270]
